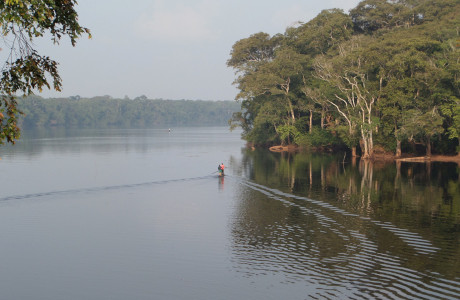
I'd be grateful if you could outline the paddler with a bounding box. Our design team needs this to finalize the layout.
[219,162,225,176]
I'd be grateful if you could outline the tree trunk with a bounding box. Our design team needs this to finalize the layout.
[361,136,369,159]
[360,128,373,159]
[369,130,374,158]
[396,139,402,158]
[426,136,432,157]
[352,146,357,157]
[309,109,313,133]
[287,98,295,123]
[321,109,325,129]
[362,142,369,159]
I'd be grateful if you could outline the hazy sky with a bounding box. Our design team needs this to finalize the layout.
[34,0,361,100]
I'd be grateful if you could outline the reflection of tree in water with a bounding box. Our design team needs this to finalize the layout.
[239,149,460,230]
[229,149,460,296]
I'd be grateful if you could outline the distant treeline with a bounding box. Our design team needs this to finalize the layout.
[17,96,241,128]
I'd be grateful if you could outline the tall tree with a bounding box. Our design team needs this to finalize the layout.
[227,32,284,142]
[0,0,90,144]
[286,8,353,57]
[314,35,382,158]
[288,9,354,134]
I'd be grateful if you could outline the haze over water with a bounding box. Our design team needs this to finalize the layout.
[0,127,459,299]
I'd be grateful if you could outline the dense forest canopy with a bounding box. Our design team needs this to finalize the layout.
[17,95,240,128]
[227,0,460,158]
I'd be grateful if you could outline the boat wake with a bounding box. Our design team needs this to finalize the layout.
[239,179,439,255]
[0,175,215,202]
[230,177,460,300]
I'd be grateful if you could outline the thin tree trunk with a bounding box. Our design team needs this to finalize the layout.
[287,98,295,123]
[321,109,325,129]
[309,109,313,133]
[396,139,402,158]
[369,130,374,158]
[426,136,432,157]
[361,136,369,159]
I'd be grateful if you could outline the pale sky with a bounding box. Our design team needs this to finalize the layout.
[33,0,362,100]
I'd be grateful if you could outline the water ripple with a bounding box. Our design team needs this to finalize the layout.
[0,175,214,202]
[239,178,439,255]
[231,176,459,300]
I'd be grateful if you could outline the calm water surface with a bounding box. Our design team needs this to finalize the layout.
[0,127,459,299]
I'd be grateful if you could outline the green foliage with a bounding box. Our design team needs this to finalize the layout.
[449,102,460,148]
[245,122,279,146]
[295,127,343,148]
[227,32,282,73]
[350,0,422,33]
[287,9,353,56]
[294,116,310,133]
[0,96,21,144]
[0,0,90,145]
[228,0,460,156]
[277,124,299,145]
[333,124,360,149]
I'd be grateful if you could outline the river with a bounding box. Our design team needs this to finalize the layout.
[0,127,459,299]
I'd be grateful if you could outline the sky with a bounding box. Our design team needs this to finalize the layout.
[34,0,362,101]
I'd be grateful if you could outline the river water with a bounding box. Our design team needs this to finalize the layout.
[0,127,459,299]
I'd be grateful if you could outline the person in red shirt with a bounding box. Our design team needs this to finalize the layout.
[218,162,225,176]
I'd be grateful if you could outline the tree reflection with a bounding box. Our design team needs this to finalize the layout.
[231,149,460,284]
[239,149,460,225]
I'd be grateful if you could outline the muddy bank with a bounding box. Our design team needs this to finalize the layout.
[269,145,301,152]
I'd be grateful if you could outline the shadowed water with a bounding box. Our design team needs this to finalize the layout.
[0,127,458,299]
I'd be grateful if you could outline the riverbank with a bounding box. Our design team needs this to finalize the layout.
[269,145,301,152]
[268,144,460,163]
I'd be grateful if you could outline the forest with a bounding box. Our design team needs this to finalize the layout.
[227,0,460,158]
[16,95,240,128]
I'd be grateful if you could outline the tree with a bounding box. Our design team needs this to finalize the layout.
[288,9,354,134]
[399,108,444,156]
[447,101,460,155]
[227,32,284,143]
[0,0,90,144]
[377,16,458,156]
[227,0,460,156]
[286,8,353,57]
[350,0,419,33]
[250,47,306,123]
[314,35,382,158]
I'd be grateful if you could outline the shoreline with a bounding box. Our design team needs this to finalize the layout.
[268,145,460,163]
